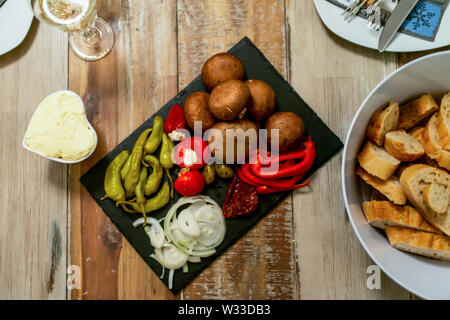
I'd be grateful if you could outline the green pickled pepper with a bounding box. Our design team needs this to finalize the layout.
[124,128,152,198]
[123,181,170,214]
[101,150,130,202]
[143,155,163,196]
[120,155,132,181]
[144,115,164,155]
[159,133,175,198]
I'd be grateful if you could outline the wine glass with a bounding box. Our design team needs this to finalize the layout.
[29,0,115,61]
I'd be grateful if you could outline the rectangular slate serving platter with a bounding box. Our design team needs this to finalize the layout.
[80,37,343,294]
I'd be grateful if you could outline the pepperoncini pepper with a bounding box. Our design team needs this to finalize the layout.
[144,115,164,155]
[142,154,163,197]
[160,133,174,198]
[101,150,130,202]
[124,128,152,198]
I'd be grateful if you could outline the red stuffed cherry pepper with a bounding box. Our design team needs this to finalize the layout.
[173,136,209,170]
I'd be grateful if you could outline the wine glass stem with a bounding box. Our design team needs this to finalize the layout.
[79,19,99,48]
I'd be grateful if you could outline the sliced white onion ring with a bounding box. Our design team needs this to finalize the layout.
[163,196,226,256]
[134,217,165,249]
[188,256,201,263]
[178,208,201,237]
[193,204,223,225]
[168,269,175,290]
[196,221,226,247]
[154,243,188,270]
[144,224,164,249]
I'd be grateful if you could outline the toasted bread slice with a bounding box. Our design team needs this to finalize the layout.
[385,226,450,262]
[409,127,426,147]
[424,114,450,171]
[438,151,450,172]
[384,130,424,162]
[423,183,449,215]
[424,114,442,160]
[362,201,441,233]
[400,164,450,235]
[398,94,439,130]
[366,102,399,146]
[357,141,400,180]
[437,92,450,150]
[357,166,406,205]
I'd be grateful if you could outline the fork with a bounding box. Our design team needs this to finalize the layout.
[367,0,399,32]
[341,0,360,16]
[343,0,369,21]
[367,6,383,31]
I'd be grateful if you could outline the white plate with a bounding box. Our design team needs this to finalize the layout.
[0,0,34,56]
[342,51,450,300]
[314,0,450,52]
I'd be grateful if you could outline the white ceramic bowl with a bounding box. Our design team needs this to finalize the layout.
[342,51,450,300]
[23,90,98,164]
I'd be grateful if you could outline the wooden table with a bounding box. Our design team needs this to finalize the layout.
[1,1,447,300]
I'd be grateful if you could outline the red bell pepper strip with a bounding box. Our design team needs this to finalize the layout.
[255,148,307,166]
[164,104,186,135]
[250,140,315,179]
[235,167,263,186]
[237,164,300,188]
[256,180,310,194]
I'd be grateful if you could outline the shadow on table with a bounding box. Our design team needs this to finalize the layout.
[0,19,40,69]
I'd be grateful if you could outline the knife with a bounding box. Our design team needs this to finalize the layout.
[378,0,419,52]
[0,0,7,9]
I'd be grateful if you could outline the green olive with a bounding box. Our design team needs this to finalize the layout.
[214,164,234,179]
[202,164,216,185]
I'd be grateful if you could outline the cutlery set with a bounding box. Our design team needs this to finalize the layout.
[341,0,419,51]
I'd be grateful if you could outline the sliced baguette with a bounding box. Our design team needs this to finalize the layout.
[385,226,450,262]
[357,141,400,180]
[409,127,426,147]
[439,151,450,171]
[400,164,450,235]
[357,166,406,205]
[366,102,399,146]
[362,201,441,233]
[423,114,450,171]
[437,92,450,150]
[398,94,439,130]
[384,130,424,162]
[423,183,449,215]
[424,114,442,160]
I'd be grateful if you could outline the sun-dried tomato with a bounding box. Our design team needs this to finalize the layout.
[222,175,259,219]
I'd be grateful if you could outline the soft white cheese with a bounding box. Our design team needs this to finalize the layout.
[182,149,198,167]
[25,91,95,161]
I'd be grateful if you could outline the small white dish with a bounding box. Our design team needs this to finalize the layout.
[0,0,34,56]
[314,0,450,52]
[342,51,450,300]
[23,90,98,164]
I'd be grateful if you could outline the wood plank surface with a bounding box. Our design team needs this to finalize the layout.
[286,0,410,299]
[3,0,449,300]
[0,21,68,299]
[69,0,178,300]
[177,0,297,300]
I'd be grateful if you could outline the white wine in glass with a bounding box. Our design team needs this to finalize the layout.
[29,0,115,61]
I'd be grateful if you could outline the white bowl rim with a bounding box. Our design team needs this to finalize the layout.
[22,90,98,164]
[341,50,450,300]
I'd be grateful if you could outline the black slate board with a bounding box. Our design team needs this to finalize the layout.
[80,37,343,294]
